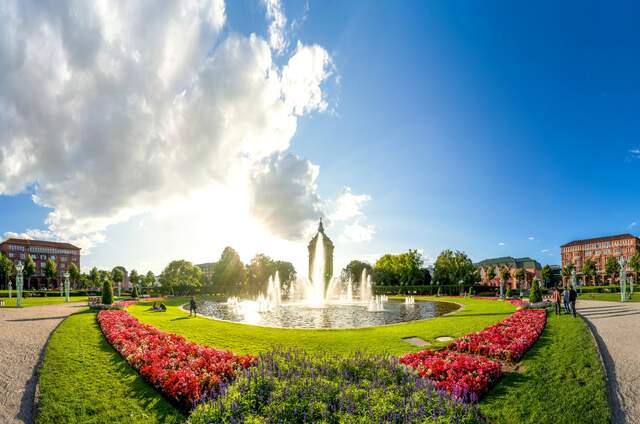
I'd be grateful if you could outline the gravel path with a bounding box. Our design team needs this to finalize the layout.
[577,300,640,424]
[0,302,85,424]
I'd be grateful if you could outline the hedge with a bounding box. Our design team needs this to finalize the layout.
[373,284,498,296]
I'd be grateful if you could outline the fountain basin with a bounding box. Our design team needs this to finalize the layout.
[195,299,460,329]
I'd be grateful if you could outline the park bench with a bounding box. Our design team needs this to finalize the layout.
[88,296,102,306]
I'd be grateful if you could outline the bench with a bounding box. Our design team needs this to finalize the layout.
[88,296,102,306]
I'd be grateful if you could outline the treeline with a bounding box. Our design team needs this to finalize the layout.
[158,247,296,296]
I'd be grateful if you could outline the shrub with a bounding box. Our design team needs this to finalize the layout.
[505,286,512,298]
[189,348,480,423]
[468,286,474,296]
[102,280,114,305]
[131,286,139,298]
[529,279,542,303]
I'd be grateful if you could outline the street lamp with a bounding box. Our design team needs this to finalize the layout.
[15,261,24,307]
[63,271,70,302]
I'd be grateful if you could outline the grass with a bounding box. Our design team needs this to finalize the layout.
[480,313,609,424]
[127,296,515,355]
[579,292,639,302]
[0,296,89,307]
[37,309,184,424]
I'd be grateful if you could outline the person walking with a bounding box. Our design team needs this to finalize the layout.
[552,287,562,315]
[569,286,578,318]
[563,286,571,313]
[189,296,197,317]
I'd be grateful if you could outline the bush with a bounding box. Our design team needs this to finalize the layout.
[189,349,479,423]
[102,280,114,305]
[505,287,512,298]
[468,286,474,296]
[529,279,543,303]
[131,286,139,298]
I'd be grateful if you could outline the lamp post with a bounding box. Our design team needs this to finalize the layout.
[15,261,24,308]
[64,271,70,302]
[8,272,12,298]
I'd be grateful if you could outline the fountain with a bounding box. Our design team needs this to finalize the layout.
[198,219,459,328]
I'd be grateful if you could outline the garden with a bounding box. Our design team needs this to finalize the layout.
[36,296,609,423]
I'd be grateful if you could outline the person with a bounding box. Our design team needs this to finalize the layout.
[159,302,167,312]
[563,286,571,313]
[189,296,197,317]
[552,287,562,315]
[569,286,578,318]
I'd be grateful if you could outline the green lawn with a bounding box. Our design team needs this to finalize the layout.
[0,296,89,307]
[37,309,184,424]
[579,292,639,302]
[480,313,609,424]
[128,296,516,355]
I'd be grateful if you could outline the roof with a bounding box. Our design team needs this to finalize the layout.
[0,238,81,250]
[560,233,639,248]
[474,256,542,270]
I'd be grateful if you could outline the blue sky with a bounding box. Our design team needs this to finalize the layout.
[1,1,640,273]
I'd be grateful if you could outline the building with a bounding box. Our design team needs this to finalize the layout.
[475,256,542,289]
[560,233,640,284]
[0,238,81,290]
[196,262,216,283]
[308,218,334,291]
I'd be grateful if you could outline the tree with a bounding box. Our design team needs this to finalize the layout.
[562,262,575,286]
[274,260,296,296]
[246,254,276,296]
[485,266,496,284]
[144,271,156,287]
[44,258,58,290]
[540,265,552,288]
[211,247,246,295]
[343,260,373,287]
[604,256,620,285]
[89,267,100,288]
[102,279,114,305]
[23,254,36,289]
[111,267,125,287]
[68,262,80,289]
[79,273,90,289]
[129,269,139,288]
[529,278,542,303]
[160,260,203,295]
[432,250,476,286]
[499,266,512,298]
[629,253,640,288]
[515,268,525,291]
[0,254,13,291]
[582,259,597,286]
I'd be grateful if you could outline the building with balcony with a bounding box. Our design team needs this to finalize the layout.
[475,256,542,289]
[0,238,81,289]
[560,233,640,284]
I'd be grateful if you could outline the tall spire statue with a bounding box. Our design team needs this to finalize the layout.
[308,217,334,291]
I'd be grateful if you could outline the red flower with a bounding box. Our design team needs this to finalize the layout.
[399,349,501,401]
[97,310,255,408]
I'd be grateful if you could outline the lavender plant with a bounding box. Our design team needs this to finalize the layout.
[189,348,481,423]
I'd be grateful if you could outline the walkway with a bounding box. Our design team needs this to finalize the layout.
[578,300,640,424]
[0,302,85,424]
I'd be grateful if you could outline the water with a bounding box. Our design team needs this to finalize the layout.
[197,299,459,329]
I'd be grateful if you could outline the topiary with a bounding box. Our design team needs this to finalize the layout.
[102,279,114,305]
[131,285,139,298]
[505,286,512,298]
[529,278,543,303]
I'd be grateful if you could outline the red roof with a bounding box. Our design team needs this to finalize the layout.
[560,233,639,248]
[0,238,80,251]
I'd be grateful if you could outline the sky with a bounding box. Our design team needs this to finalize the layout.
[1,1,640,275]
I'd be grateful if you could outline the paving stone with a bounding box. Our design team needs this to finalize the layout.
[402,336,431,347]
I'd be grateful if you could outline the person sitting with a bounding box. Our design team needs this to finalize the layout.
[158,303,167,312]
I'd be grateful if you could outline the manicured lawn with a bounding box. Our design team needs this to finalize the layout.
[0,296,89,307]
[480,313,609,424]
[128,296,516,355]
[579,292,639,302]
[37,310,184,424]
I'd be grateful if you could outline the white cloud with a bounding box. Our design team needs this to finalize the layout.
[528,236,535,241]
[629,222,637,228]
[262,0,288,54]
[498,242,505,246]
[630,148,640,158]
[339,220,376,243]
[0,0,335,253]
[330,187,371,221]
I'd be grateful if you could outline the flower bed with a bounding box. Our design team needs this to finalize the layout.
[97,310,255,408]
[448,309,546,362]
[399,349,501,402]
[190,348,481,423]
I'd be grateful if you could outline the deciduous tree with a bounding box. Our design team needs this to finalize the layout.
[160,260,203,295]
[432,250,476,286]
